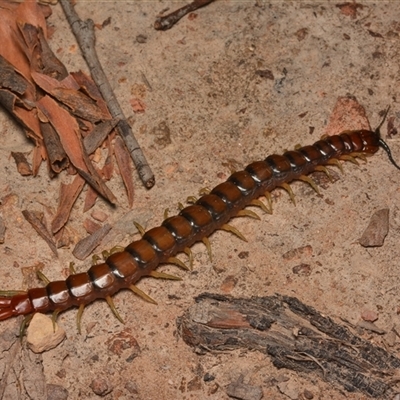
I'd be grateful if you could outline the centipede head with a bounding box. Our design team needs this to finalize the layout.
[375,106,400,170]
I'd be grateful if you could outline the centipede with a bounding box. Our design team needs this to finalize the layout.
[1,109,399,332]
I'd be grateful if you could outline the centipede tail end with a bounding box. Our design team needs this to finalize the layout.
[0,292,33,320]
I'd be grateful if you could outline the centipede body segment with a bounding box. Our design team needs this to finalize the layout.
[0,121,398,330]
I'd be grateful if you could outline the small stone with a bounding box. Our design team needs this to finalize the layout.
[359,208,389,247]
[26,313,66,353]
[46,384,68,400]
[90,378,112,396]
[384,330,397,347]
[226,381,263,400]
[277,380,299,400]
[361,309,378,322]
[303,388,314,399]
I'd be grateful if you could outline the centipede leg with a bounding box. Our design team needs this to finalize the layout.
[202,237,212,262]
[149,271,182,280]
[184,247,194,269]
[237,209,261,220]
[280,182,296,205]
[129,284,158,305]
[315,166,333,181]
[51,309,61,332]
[298,175,321,195]
[20,314,33,340]
[37,270,50,285]
[250,199,272,214]
[105,295,124,323]
[76,304,85,334]
[340,154,359,165]
[133,221,146,236]
[167,257,190,270]
[327,158,344,173]
[221,224,248,242]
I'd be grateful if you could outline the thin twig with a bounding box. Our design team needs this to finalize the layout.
[59,0,155,188]
[154,0,216,31]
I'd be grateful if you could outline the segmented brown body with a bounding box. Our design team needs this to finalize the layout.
[0,129,385,321]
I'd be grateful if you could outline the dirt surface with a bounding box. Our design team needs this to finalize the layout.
[1,1,400,399]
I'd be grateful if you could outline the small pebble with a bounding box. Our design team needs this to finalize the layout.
[26,313,66,353]
[90,378,112,396]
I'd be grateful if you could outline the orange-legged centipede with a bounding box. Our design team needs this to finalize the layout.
[1,112,399,330]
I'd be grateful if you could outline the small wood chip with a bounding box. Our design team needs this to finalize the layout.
[357,320,386,335]
[0,215,5,244]
[72,223,111,260]
[11,151,32,176]
[22,210,58,256]
[226,380,263,400]
[359,208,389,247]
[26,313,66,353]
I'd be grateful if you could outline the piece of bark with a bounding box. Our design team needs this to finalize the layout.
[114,136,134,207]
[0,215,5,244]
[359,208,389,247]
[83,118,119,155]
[39,120,69,173]
[51,174,86,234]
[37,94,117,204]
[178,293,400,398]
[22,209,58,256]
[10,151,32,176]
[59,0,154,189]
[72,223,111,260]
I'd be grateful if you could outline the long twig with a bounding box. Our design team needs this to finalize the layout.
[59,0,155,188]
[154,0,216,31]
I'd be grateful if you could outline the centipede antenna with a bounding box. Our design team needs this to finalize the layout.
[375,106,390,134]
[374,106,400,171]
[76,304,85,334]
[105,295,124,323]
[379,138,400,170]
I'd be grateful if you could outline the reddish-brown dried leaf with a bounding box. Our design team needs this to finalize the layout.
[51,175,85,234]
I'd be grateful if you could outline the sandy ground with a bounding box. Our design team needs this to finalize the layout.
[1,1,400,399]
